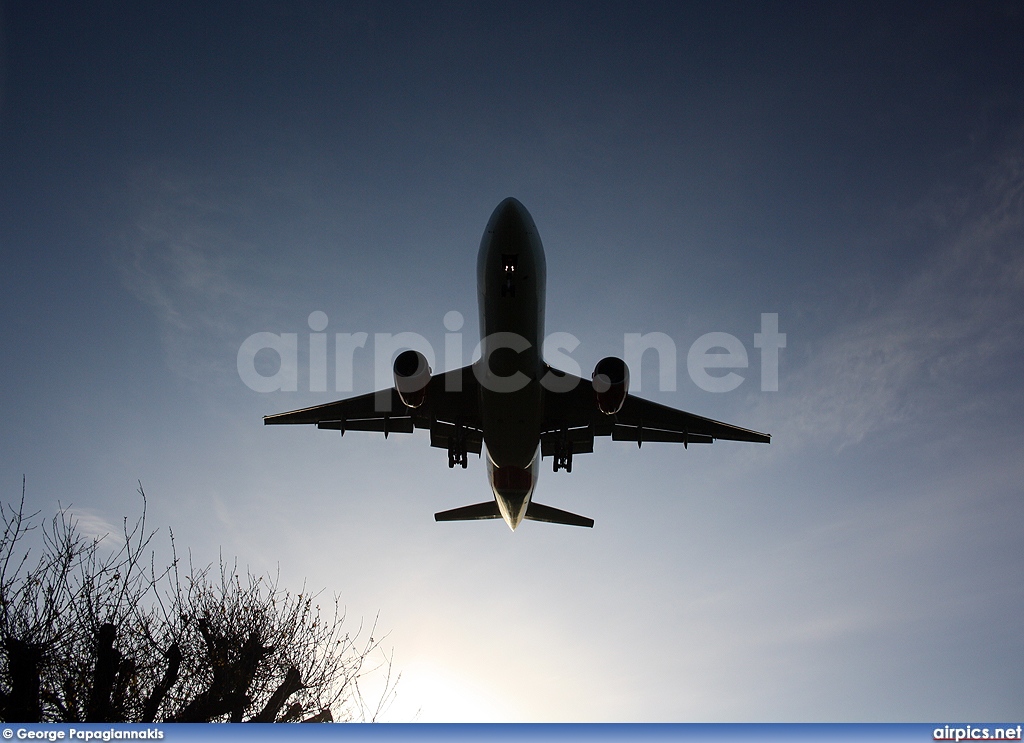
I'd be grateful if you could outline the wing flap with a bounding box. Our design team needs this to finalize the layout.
[316,417,415,434]
[611,424,714,445]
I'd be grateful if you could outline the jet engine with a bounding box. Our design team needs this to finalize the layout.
[592,356,629,415]
[393,350,431,409]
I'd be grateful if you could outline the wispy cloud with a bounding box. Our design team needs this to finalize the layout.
[117,165,289,384]
[65,506,123,547]
[770,143,1024,450]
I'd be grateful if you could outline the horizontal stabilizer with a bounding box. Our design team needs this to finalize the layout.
[434,501,501,522]
[525,502,594,528]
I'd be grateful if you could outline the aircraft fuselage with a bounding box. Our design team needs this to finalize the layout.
[475,198,546,528]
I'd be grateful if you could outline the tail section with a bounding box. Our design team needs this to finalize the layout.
[435,500,594,528]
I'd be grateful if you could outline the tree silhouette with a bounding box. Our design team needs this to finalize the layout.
[0,481,395,722]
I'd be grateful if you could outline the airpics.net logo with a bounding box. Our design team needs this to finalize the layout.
[933,725,1023,741]
[236,312,786,395]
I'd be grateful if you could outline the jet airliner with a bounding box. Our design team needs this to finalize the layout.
[265,198,770,530]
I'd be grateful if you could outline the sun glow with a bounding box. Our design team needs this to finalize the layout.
[384,662,513,722]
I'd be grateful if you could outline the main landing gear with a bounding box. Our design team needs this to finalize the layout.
[448,424,468,469]
[553,429,573,473]
[553,448,573,473]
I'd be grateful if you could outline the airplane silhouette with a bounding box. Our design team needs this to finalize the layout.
[265,198,769,530]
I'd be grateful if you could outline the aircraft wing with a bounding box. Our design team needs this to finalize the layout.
[264,365,484,455]
[540,368,770,453]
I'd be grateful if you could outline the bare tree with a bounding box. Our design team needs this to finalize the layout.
[0,480,396,722]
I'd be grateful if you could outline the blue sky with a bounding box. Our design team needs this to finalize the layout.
[1,1,1023,721]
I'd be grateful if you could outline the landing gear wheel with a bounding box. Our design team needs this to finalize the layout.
[448,439,468,469]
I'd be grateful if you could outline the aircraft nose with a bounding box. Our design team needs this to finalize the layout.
[491,197,529,237]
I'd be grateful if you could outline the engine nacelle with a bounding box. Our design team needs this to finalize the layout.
[592,356,629,415]
[393,350,431,409]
